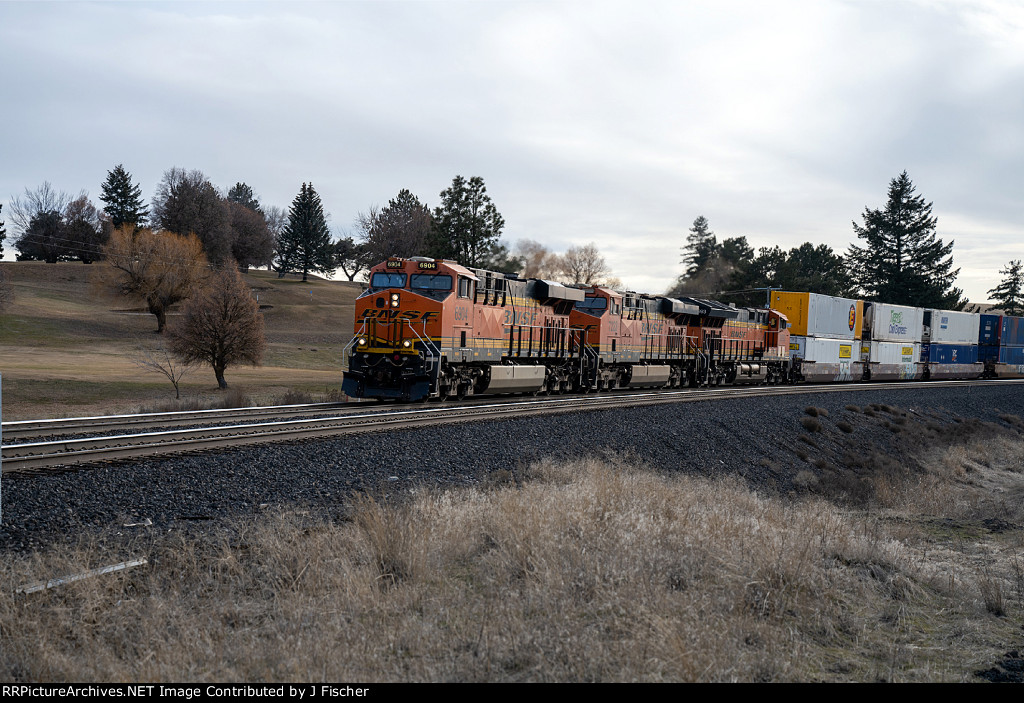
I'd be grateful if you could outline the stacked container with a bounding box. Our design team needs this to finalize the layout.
[978,314,1001,371]
[861,303,924,380]
[770,292,863,382]
[922,309,983,379]
[998,315,1024,376]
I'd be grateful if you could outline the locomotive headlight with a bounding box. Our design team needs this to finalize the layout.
[402,339,412,349]
[390,293,400,307]
[357,337,367,346]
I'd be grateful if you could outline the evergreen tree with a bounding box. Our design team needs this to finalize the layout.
[16,210,65,263]
[99,164,148,229]
[727,243,852,306]
[847,171,965,309]
[428,175,505,268]
[359,188,432,263]
[227,182,262,213]
[276,183,334,282]
[680,215,718,278]
[988,260,1024,316]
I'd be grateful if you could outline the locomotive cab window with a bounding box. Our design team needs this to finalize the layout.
[370,272,407,291]
[574,297,608,315]
[457,277,476,299]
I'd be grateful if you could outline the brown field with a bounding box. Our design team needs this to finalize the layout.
[0,261,363,419]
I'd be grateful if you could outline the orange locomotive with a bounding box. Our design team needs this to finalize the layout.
[342,257,587,401]
[342,257,792,401]
[569,288,791,389]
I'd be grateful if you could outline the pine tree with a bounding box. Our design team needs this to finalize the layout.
[428,175,505,268]
[276,183,334,282]
[988,260,1024,316]
[680,215,718,278]
[227,182,262,213]
[99,164,148,229]
[847,171,965,309]
[359,188,432,263]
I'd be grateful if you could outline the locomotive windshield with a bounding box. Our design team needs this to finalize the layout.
[574,297,608,315]
[370,272,407,290]
[410,274,453,291]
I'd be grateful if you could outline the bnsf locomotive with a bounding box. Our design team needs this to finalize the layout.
[342,257,792,401]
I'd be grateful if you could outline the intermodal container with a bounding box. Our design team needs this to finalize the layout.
[770,291,863,339]
[861,341,922,380]
[925,309,980,345]
[999,345,1024,365]
[864,303,924,344]
[788,335,863,381]
[923,343,979,365]
[979,314,1001,346]
[1002,316,1024,346]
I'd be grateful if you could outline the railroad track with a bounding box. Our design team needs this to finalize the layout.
[3,379,1022,473]
[1,401,356,441]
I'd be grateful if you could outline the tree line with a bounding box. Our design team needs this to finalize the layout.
[670,171,1023,315]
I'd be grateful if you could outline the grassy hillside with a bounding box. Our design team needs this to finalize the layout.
[0,261,363,420]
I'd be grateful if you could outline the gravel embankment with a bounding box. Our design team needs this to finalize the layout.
[2,384,1023,552]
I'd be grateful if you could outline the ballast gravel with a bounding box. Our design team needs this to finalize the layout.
[2,384,1023,552]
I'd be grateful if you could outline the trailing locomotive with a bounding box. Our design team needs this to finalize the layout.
[342,257,1024,402]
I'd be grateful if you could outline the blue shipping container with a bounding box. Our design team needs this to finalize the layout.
[925,343,979,365]
[1001,316,1024,346]
[979,314,1001,345]
[999,345,1024,365]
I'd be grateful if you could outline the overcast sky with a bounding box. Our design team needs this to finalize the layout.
[2,0,1022,302]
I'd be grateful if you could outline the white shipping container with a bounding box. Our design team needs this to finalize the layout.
[805,293,862,339]
[926,309,980,345]
[861,341,922,380]
[789,336,862,381]
[864,303,924,343]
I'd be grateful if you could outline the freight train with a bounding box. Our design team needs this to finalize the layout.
[341,257,1024,402]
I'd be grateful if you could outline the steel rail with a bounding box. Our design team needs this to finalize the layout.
[1,402,355,440]
[3,379,1022,473]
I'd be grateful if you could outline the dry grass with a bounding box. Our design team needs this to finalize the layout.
[0,262,361,419]
[4,439,1023,682]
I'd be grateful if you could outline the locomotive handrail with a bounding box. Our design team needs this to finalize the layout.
[407,318,442,388]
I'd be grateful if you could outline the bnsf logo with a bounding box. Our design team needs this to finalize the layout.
[848,304,855,331]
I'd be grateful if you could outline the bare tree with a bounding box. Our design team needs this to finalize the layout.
[264,205,288,270]
[63,194,105,263]
[169,267,266,389]
[333,234,373,281]
[132,338,199,399]
[557,243,618,287]
[7,182,71,234]
[100,225,209,333]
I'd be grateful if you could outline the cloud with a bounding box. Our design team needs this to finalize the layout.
[1,0,1021,302]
